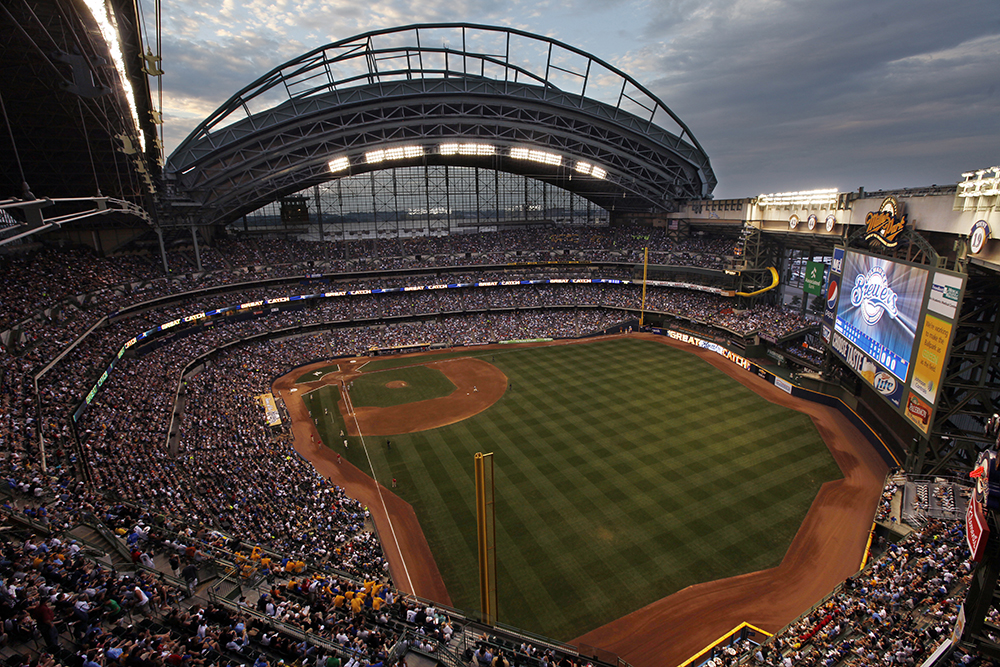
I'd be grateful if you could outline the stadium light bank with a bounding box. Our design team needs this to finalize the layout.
[757,188,839,208]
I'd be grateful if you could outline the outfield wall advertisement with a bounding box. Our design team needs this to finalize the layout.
[664,330,752,370]
[654,327,899,466]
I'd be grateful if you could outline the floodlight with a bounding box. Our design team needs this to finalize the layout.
[440,143,495,156]
[328,157,350,172]
[510,148,561,166]
[365,146,425,164]
[83,0,145,152]
[757,189,839,207]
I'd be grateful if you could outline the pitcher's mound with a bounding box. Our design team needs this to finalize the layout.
[386,380,410,388]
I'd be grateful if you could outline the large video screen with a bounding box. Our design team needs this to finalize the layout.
[833,251,929,381]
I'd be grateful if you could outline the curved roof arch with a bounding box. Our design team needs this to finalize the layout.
[165,23,716,227]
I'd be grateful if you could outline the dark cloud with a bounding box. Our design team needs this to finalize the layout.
[155,0,1000,197]
[623,0,1000,196]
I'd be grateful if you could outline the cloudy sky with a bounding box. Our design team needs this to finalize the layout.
[146,0,1000,199]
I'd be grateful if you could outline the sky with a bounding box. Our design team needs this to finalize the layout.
[144,0,1000,200]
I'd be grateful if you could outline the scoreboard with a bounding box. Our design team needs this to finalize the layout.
[823,247,965,435]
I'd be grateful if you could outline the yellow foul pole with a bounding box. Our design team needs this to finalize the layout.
[640,246,649,327]
[475,452,497,625]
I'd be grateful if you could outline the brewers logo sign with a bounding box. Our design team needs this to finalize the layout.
[864,197,907,249]
[850,266,899,326]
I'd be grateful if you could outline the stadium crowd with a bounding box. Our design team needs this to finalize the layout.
[0,225,862,667]
[0,225,739,336]
[692,515,973,667]
[0,460,985,667]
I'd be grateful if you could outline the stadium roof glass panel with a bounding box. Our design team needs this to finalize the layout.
[165,23,716,227]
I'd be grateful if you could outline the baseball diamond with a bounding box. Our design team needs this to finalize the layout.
[275,333,887,660]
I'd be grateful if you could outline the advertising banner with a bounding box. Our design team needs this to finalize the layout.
[927,272,964,320]
[911,314,953,404]
[831,332,905,407]
[834,251,929,382]
[257,393,282,427]
[803,260,825,296]
[821,248,844,343]
[666,330,752,370]
[905,391,933,434]
[967,497,990,562]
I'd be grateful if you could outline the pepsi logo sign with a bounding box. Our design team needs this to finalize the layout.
[850,266,899,326]
[873,371,896,395]
[827,279,839,310]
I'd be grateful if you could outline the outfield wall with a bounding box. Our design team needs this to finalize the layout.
[651,328,901,468]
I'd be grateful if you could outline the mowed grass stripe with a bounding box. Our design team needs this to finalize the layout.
[492,448,651,634]
[305,337,842,640]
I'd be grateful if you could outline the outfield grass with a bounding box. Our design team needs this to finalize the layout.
[304,338,841,641]
[296,364,341,383]
[350,366,457,408]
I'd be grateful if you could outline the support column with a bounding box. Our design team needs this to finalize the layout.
[190,225,202,271]
[802,245,813,315]
[313,184,324,242]
[156,227,170,274]
[33,376,46,473]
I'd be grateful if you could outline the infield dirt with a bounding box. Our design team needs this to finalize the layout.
[273,333,888,667]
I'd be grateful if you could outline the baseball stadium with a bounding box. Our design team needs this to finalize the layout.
[2,10,1000,667]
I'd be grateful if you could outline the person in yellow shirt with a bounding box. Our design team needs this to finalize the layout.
[350,596,363,614]
[333,593,346,608]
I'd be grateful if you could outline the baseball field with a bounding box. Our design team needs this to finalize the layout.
[290,336,843,641]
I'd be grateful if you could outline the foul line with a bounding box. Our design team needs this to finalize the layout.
[341,381,415,594]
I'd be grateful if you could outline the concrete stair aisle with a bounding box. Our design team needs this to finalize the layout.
[405,651,443,667]
[68,524,130,567]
